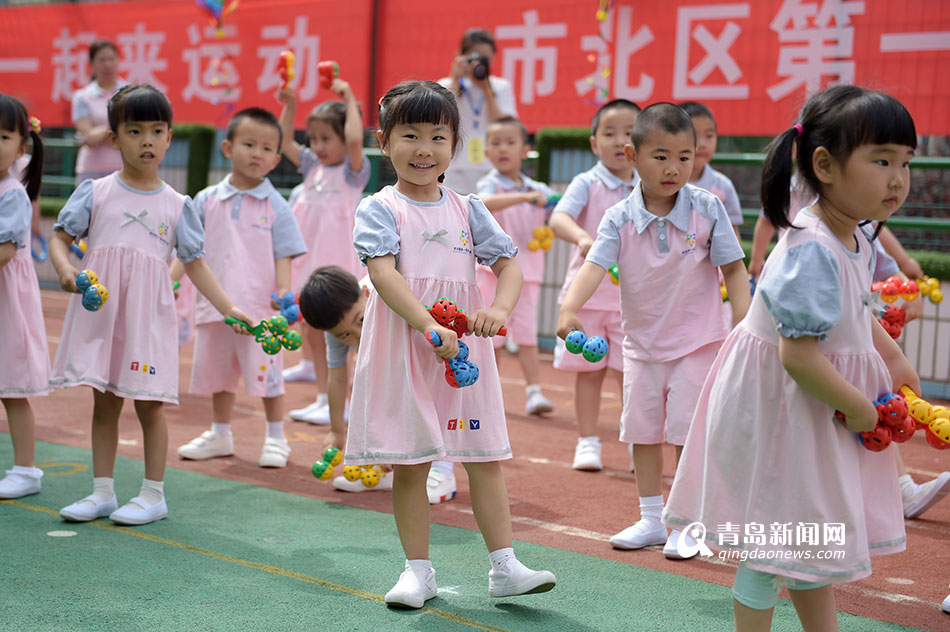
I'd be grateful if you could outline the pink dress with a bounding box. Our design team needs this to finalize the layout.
[290,150,369,290]
[345,186,514,465]
[51,175,196,403]
[0,176,49,397]
[664,212,904,583]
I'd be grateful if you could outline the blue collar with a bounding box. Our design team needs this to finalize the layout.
[217,175,275,201]
[592,161,636,190]
[630,183,692,234]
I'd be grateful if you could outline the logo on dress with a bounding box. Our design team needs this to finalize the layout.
[459,230,470,246]
[682,232,697,255]
[259,215,268,226]
[157,222,169,237]
[129,361,155,375]
[447,419,480,430]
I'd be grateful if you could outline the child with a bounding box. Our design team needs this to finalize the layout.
[663,86,919,631]
[0,95,47,499]
[558,103,749,555]
[49,84,252,526]
[549,99,640,472]
[176,107,307,468]
[348,80,555,608]
[476,116,557,416]
[679,102,743,238]
[277,76,370,426]
[298,265,393,493]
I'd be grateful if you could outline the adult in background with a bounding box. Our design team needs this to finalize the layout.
[72,40,126,184]
[438,28,518,195]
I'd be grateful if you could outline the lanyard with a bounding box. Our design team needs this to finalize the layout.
[460,78,486,130]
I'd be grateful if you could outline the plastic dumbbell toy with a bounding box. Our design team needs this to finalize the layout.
[31,232,48,263]
[879,304,906,339]
[564,329,608,363]
[277,50,295,90]
[427,331,480,388]
[224,315,298,355]
[69,239,87,260]
[527,225,555,252]
[608,264,620,285]
[271,291,301,324]
[318,60,338,89]
[542,193,562,210]
[835,392,916,451]
[341,463,389,488]
[76,269,109,312]
[899,386,950,450]
[280,329,302,351]
[311,446,343,481]
[915,275,943,305]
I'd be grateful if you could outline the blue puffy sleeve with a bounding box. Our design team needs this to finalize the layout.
[269,192,308,260]
[343,152,371,191]
[174,197,206,263]
[0,187,32,248]
[586,205,624,272]
[758,240,842,340]
[298,147,320,177]
[353,196,400,263]
[54,178,94,239]
[468,195,517,266]
[551,173,592,220]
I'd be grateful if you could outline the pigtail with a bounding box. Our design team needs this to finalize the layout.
[760,128,798,230]
[22,130,44,201]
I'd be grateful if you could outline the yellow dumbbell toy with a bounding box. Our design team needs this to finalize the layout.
[915,276,943,304]
[528,225,555,252]
[311,447,343,481]
[342,463,388,488]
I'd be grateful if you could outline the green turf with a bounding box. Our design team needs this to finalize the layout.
[0,439,926,631]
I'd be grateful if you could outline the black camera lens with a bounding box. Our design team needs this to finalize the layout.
[467,53,490,80]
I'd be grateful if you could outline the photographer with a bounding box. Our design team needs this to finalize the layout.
[438,28,518,195]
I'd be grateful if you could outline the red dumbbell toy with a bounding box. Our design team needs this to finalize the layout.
[835,392,916,451]
[318,60,338,89]
[277,50,295,90]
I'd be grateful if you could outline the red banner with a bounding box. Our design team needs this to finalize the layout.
[2,0,949,135]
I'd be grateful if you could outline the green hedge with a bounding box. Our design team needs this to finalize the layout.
[172,124,216,197]
[535,127,590,184]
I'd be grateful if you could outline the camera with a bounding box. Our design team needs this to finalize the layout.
[466,53,490,80]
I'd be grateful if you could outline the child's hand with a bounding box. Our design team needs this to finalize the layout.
[226,306,255,334]
[898,257,924,280]
[902,296,924,323]
[748,257,765,279]
[577,235,595,258]
[58,265,81,293]
[330,78,352,100]
[469,306,508,337]
[276,88,296,105]
[428,324,459,360]
[840,399,878,433]
[556,310,584,340]
[525,191,548,206]
[270,288,289,310]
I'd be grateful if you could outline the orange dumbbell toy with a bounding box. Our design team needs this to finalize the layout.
[899,386,950,450]
[318,60,338,89]
[277,50,295,89]
[527,225,555,252]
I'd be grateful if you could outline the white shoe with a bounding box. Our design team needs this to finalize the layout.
[572,437,602,471]
[110,496,168,525]
[177,430,234,460]
[942,592,950,614]
[426,468,457,504]
[332,473,393,492]
[0,468,42,499]
[488,561,557,597]
[289,395,331,424]
[526,391,554,416]
[663,529,698,559]
[903,471,950,519]
[258,437,291,468]
[282,362,316,382]
[609,519,668,550]
[504,337,519,354]
[384,563,437,609]
[60,494,118,522]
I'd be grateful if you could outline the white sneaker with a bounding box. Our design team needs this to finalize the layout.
[903,471,950,519]
[609,519,668,550]
[488,561,557,597]
[282,362,316,382]
[60,494,118,522]
[426,468,457,504]
[663,529,698,560]
[526,391,554,416]
[289,395,331,424]
[504,337,519,354]
[572,437,602,471]
[384,563,437,609]
[332,473,393,492]
[110,496,168,525]
[258,437,291,468]
[177,430,234,460]
[0,468,42,499]
[943,592,950,614]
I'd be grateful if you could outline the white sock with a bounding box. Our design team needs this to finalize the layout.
[899,474,918,500]
[297,360,314,371]
[212,422,232,437]
[314,392,329,406]
[525,384,541,396]
[406,558,433,574]
[266,420,285,439]
[139,479,165,506]
[579,435,601,444]
[639,494,664,526]
[10,465,42,478]
[489,546,516,571]
[79,476,114,506]
[430,461,454,476]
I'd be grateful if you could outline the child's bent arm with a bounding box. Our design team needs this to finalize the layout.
[870,314,921,395]
[877,226,924,280]
[471,256,522,336]
[49,230,80,292]
[277,89,302,167]
[721,259,751,325]
[168,258,185,283]
[778,335,877,432]
[337,80,364,172]
[550,211,594,255]
[0,242,14,270]
[557,261,605,338]
[480,192,544,212]
[749,215,775,277]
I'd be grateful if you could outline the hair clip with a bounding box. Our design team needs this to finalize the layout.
[29,116,42,133]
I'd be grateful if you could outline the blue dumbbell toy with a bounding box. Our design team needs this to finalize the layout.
[427,330,479,388]
[76,269,109,312]
[564,329,608,363]
[271,291,301,324]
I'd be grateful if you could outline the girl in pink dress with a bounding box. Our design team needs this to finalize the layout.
[48,85,252,527]
[277,76,370,424]
[348,81,555,609]
[0,95,48,499]
[663,86,921,630]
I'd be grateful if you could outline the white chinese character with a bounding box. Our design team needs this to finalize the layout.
[51,27,96,102]
[257,17,320,100]
[769,522,794,546]
[767,0,866,101]
[744,521,766,546]
[117,23,169,93]
[796,522,820,546]
[575,6,655,103]
[673,3,750,100]
[181,24,242,104]
[496,10,567,105]
[718,522,740,546]
[823,522,846,546]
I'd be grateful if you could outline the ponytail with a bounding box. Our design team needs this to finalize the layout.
[22,130,44,201]
[760,127,798,230]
